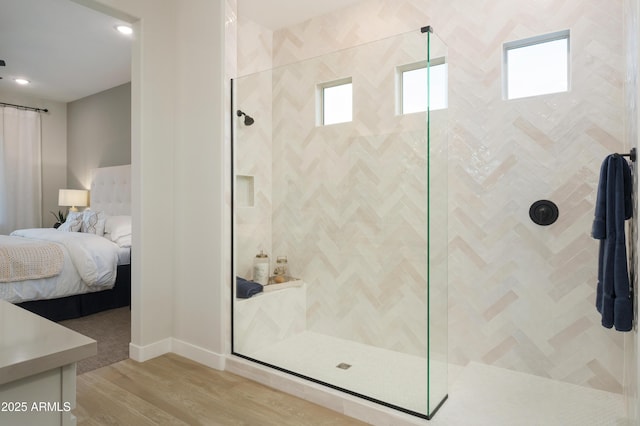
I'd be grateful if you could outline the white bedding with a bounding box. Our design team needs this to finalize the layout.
[116,246,130,265]
[0,228,123,303]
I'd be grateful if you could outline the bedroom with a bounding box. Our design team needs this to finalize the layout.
[0,0,132,364]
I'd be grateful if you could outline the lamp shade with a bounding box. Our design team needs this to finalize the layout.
[58,189,89,209]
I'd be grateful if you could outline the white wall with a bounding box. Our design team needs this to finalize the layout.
[0,90,67,228]
[67,83,131,189]
[622,0,639,421]
[171,0,226,367]
[76,0,226,366]
[631,1,640,422]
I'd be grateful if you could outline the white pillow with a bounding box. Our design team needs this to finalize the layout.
[81,210,106,235]
[104,215,132,247]
[58,211,83,232]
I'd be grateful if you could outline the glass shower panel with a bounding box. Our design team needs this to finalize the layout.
[427,28,448,417]
[232,28,448,420]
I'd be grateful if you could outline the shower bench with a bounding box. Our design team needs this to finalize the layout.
[235,280,307,355]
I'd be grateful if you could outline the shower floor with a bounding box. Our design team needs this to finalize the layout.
[244,331,626,425]
[249,331,443,416]
[431,362,626,426]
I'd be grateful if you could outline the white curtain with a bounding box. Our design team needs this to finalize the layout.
[0,107,42,235]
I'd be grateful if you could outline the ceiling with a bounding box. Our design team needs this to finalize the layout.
[0,0,132,103]
[239,0,363,30]
[0,0,360,103]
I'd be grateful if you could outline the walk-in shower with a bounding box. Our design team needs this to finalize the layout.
[231,27,448,419]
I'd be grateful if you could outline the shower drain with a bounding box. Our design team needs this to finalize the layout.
[336,363,352,370]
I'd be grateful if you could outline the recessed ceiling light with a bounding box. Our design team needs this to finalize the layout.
[14,78,30,85]
[115,25,133,35]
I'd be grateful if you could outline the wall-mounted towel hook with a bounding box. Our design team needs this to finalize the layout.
[618,147,636,162]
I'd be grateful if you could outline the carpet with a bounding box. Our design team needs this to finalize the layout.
[59,306,130,375]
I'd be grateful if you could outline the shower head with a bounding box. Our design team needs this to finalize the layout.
[236,110,254,126]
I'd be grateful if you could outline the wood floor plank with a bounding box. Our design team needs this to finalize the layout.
[75,354,368,425]
[76,373,188,425]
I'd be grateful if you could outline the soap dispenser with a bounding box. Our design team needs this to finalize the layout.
[253,251,269,285]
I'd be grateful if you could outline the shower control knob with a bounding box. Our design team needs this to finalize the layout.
[529,200,559,226]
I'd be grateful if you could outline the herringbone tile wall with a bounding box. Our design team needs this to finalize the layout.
[233,0,631,395]
[234,69,274,279]
[235,31,438,358]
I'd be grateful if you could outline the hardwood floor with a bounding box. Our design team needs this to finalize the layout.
[74,353,368,425]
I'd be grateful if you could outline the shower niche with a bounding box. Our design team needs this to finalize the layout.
[235,175,254,208]
[231,28,448,420]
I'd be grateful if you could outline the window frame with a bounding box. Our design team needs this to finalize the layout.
[503,29,570,100]
[317,77,353,126]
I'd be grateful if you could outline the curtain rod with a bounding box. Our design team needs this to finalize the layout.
[0,101,48,113]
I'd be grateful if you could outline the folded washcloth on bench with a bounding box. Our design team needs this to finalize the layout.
[236,276,263,299]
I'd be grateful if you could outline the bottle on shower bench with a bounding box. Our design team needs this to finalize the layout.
[253,251,269,285]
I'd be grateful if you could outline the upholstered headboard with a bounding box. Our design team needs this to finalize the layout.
[90,165,131,216]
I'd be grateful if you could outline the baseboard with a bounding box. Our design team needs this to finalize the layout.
[129,337,225,370]
[172,338,226,370]
[129,338,172,362]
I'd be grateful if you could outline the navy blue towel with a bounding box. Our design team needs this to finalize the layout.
[236,276,263,299]
[592,154,633,332]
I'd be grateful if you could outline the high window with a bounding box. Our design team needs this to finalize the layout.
[398,58,448,114]
[318,78,352,126]
[503,30,570,100]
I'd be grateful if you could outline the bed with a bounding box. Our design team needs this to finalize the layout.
[6,165,132,321]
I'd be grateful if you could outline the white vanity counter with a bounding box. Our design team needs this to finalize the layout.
[0,300,96,425]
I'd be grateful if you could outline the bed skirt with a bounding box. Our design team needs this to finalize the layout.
[16,264,131,322]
